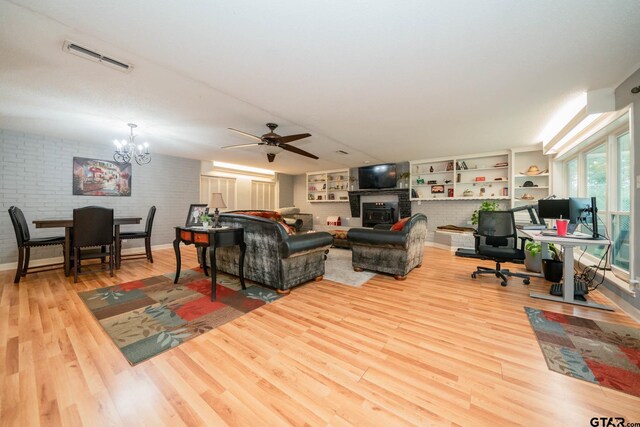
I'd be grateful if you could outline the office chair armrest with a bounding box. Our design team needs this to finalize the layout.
[473,232,481,252]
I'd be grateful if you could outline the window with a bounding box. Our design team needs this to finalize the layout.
[583,144,607,258]
[251,180,276,210]
[566,158,578,197]
[611,132,631,271]
[200,176,236,210]
[585,144,607,211]
[560,125,632,278]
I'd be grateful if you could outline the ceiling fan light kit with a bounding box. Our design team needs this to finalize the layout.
[223,123,318,162]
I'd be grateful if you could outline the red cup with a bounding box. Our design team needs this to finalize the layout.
[556,219,569,236]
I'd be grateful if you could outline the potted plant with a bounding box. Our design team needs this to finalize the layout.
[471,201,500,226]
[524,241,559,273]
[199,212,210,228]
[541,244,563,282]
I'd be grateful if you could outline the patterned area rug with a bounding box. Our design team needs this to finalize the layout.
[79,269,283,365]
[524,307,640,397]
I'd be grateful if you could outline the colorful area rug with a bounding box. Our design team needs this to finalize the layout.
[79,269,283,365]
[524,307,640,397]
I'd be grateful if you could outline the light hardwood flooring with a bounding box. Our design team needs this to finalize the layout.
[0,246,639,426]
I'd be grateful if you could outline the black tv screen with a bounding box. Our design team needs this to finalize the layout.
[358,163,397,189]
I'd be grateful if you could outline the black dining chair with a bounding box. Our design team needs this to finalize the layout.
[8,206,66,284]
[118,206,156,264]
[72,206,114,283]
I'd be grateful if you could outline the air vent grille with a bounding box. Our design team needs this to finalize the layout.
[63,40,133,73]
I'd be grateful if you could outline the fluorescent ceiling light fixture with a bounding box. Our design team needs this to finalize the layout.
[538,93,587,146]
[212,161,275,176]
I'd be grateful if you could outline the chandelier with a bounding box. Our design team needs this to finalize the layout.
[113,123,151,165]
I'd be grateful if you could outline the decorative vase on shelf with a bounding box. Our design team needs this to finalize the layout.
[202,221,209,229]
[429,166,434,172]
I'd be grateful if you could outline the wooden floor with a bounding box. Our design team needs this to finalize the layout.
[0,246,638,426]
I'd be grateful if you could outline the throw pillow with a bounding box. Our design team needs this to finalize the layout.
[390,217,410,231]
[279,222,295,235]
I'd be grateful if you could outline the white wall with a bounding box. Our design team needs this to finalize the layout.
[277,173,294,208]
[0,128,200,264]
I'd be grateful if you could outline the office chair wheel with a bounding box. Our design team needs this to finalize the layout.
[471,273,477,279]
[523,279,530,285]
[501,281,508,287]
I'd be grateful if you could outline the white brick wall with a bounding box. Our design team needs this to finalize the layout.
[0,128,200,264]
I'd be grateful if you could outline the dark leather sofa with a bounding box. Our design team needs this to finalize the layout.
[212,213,333,293]
[347,213,428,279]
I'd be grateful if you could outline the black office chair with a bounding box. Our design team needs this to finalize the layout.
[119,206,156,263]
[8,206,66,284]
[471,210,531,286]
[72,206,114,283]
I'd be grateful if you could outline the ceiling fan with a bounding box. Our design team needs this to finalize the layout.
[222,123,318,162]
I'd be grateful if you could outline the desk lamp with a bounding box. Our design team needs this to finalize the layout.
[208,193,227,228]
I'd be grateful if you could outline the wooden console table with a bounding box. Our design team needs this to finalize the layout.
[173,226,246,301]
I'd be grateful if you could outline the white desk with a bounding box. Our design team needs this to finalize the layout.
[519,230,613,311]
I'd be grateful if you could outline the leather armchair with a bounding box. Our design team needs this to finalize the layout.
[211,213,333,293]
[347,213,428,280]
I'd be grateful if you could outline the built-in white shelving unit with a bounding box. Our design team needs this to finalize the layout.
[410,151,510,201]
[510,147,551,205]
[307,169,350,202]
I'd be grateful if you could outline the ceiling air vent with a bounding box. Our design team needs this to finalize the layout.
[62,40,133,73]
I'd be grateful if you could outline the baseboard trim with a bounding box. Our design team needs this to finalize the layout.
[0,243,174,272]
[424,241,458,252]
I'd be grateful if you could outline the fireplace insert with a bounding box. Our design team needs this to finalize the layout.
[362,202,398,227]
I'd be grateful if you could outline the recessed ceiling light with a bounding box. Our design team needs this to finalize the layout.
[363,160,371,164]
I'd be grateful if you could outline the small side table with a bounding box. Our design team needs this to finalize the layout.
[173,226,246,301]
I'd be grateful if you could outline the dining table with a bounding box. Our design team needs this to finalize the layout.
[33,216,142,276]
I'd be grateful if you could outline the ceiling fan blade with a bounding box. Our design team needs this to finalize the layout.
[221,142,263,149]
[280,144,319,160]
[277,133,312,144]
[228,128,262,141]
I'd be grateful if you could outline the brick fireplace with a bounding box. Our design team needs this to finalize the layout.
[348,188,411,222]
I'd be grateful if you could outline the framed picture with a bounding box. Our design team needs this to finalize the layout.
[446,161,454,171]
[431,185,445,194]
[72,157,131,196]
[186,204,209,227]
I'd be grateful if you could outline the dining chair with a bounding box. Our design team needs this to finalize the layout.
[72,206,114,283]
[8,206,66,284]
[118,206,156,263]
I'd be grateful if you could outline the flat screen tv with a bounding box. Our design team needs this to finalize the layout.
[358,163,397,189]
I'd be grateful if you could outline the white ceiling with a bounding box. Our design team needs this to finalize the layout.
[1,0,639,174]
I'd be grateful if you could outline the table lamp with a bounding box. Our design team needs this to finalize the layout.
[208,193,227,228]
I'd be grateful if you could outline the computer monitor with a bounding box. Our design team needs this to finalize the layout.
[537,199,569,222]
[537,197,600,237]
[569,197,600,238]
